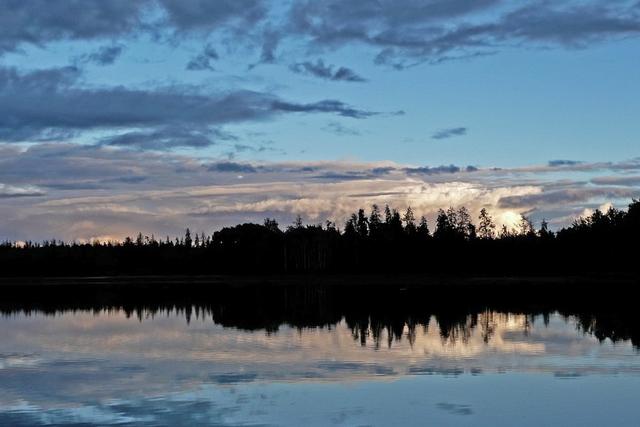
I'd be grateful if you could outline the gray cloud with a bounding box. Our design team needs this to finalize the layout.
[323,122,360,136]
[0,183,45,198]
[271,99,375,119]
[0,0,145,54]
[99,126,236,150]
[436,402,473,416]
[78,44,125,65]
[186,43,219,71]
[290,59,366,82]
[258,27,280,64]
[432,127,467,140]
[1,0,638,70]
[0,0,267,54]
[158,0,266,33]
[498,188,639,208]
[2,143,640,241]
[405,165,461,175]
[548,160,583,167]
[0,66,375,143]
[207,161,259,174]
[591,175,640,186]
[288,0,640,66]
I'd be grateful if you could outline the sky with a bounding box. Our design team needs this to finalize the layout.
[0,0,639,241]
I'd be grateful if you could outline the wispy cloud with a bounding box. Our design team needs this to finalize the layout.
[548,160,583,167]
[0,183,45,198]
[186,43,219,71]
[2,144,639,241]
[432,127,467,140]
[2,0,639,69]
[77,44,125,66]
[290,59,366,82]
[323,122,360,136]
[0,66,375,144]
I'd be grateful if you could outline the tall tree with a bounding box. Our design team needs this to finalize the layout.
[264,218,280,233]
[518,215,535,237]
[478,208,496,239]
[384,204,393,224]
[434,209,452,240]
[389,209,403,236]
[184,228,192,248]
[403,206,416,234]
[344,213,358,237]
[369,204,382,237]
[357,208,369,237]
[539,219,553,239]
[456,207,475,239]
[417,216,430,237]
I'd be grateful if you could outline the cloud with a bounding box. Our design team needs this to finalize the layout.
[591,176,640,186]
[2,0,639,70]
[0,66,375,143]
[81,44,125,65]
[436,402,473,416]
[157,0,267,33]
[287,0,640,66]
[323,122,360,136]
[99,126,236,150]
[548,160,583,167]
[0,0,267,55]
[186,43,219,71]
[258,27,280,64]
[0,183,45,198]
[0,1,145,54]
[207,162,258,174]
[404,165,466,175]
[290,59,366,82]
[2,143,640,241]
[432,127,467,140]
[498,188,639,208]
[270,99,375,119]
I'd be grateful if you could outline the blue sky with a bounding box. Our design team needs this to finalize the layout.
[0,0,639,240]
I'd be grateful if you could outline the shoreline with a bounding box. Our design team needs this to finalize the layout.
[0,273,637,288]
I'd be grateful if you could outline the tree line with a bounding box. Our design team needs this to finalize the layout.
[1,199,638,276]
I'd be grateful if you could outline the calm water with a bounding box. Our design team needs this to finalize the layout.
[1,299,639,426]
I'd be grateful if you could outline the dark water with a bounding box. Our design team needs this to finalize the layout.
[1,281,639,426]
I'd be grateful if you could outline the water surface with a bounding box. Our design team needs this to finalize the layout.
[1,298,639,426]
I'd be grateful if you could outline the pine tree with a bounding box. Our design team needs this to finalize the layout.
[184,228,192,248]
[478,208,496,239]
[403,206,416,234]
[417,216,430,237]
[369,204,382,236]
[434,209,451,239]
[357,208,369,237]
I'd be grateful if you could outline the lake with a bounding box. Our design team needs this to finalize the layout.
[0,280,639,426]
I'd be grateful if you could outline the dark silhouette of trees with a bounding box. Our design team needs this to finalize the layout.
[369,204,382,238]
[417,216,430,237]
[478,208,496,239]
[1,199,639,277]
[434,209,453,240]
[356,208,369,238]
[403,207,416,235]
[1,277,639,349]
[184,228,192,248]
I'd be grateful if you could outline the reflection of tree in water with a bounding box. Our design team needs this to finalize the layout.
[1,282,639,349]
[437,312,477,346]
[479,311,498,343]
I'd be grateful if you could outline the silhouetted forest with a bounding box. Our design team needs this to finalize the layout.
[1,199,639,276]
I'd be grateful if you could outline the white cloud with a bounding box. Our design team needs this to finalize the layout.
[1,144,639,241]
